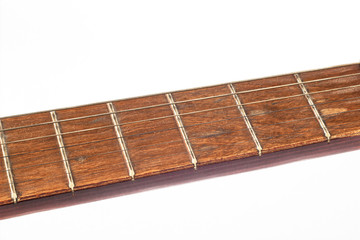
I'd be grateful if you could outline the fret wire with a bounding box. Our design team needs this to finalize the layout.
[228,83,262,156]
[50,111,76,191]
[294,74,331,142]
[2,107,360,175]
[166,93,198,169]
[1,72,359,133]
[0,120,18,203]
[107,102,135,180]
[2,92,360,147]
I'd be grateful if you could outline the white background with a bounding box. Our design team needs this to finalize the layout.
[1,1,360,239]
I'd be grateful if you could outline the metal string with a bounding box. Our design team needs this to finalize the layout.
[0,72,359,133]
[2,92,360,159]
[0,109,359,189]
[2,92,360,161]
[2,117,359,188]
[1,106,360,176]
[0,72,359,189]
[2,83,360,146]
[0,127,344,187]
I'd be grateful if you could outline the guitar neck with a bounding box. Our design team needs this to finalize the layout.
[1,63,360,206]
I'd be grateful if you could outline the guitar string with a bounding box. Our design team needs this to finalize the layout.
[1,82,360,146]
[0,126,344,188]
[1,118,358,189]
[0,75,358,188]
[2,92,360,161]
[1,106,359,177]
[0,100,358,190]
[3,92,360,149]
[1,108,359,188]
[0,117,322,170]
[0,72,359,133]
[2,92,360,158]
[1,109,359,186]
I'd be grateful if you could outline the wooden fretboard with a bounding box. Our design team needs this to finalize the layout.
[1,63,360,206]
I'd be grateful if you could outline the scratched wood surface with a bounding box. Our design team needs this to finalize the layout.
[0,63,359,206]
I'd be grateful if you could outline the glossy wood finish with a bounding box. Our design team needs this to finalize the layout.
[0,63,359,206]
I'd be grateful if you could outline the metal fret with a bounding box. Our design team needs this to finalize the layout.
[294,74,331,142]
[228,84,263,156]
[166,93,198,169]
[107,102,135,180]
[50,111,75,191]
[0,120,18,203]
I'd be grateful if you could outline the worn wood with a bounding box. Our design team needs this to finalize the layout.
[299,65,360,139]
[0,63,359,207]
[232,74,326,152]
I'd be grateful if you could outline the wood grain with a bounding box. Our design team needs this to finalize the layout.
[56,104,130,190]
[172,85,258,164]
[0,63,359,207]
[232,74,326,152]
[1,112,69,202]
[0,147,12,205]
[299,65,360,139]
[113,95,193,177]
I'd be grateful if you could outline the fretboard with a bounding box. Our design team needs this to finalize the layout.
[1,63,360,206]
